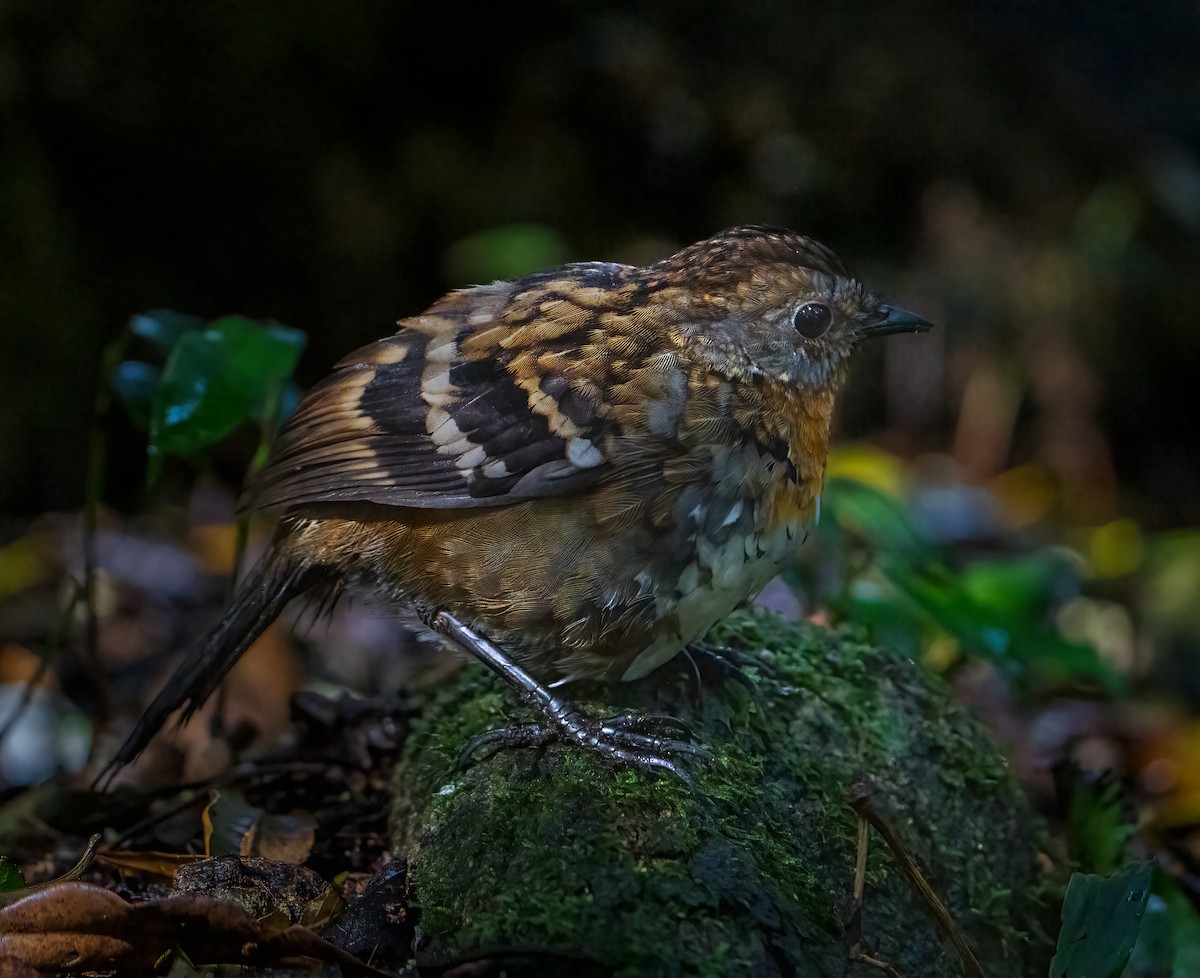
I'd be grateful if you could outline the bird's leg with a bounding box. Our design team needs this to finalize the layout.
[428,610,706,778]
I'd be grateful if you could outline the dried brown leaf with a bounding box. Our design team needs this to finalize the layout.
[95,851,204,880]
[0,881,387,975]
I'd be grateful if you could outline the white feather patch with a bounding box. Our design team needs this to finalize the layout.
[425,338,457,363]
[429,412,465,445]
[566,438,604,469]
[456,444,487,469]
[421,367,453,396]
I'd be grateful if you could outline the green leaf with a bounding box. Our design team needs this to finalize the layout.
[147,315,305,481]
[128,308,206,351]
[1050,861,1153,978]
[0,856,25,893]
[109,360,161,429]
[205,316,306,362]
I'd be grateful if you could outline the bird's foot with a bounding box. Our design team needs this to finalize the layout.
[429,610,708,779]
[460,708,707,779]
[683,640,767,701]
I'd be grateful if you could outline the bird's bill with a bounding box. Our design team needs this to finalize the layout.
[858,305,934,338]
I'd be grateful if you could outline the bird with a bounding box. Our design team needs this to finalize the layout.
[101,225,931,780]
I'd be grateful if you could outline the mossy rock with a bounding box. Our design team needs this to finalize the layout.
[390,611,1058,977]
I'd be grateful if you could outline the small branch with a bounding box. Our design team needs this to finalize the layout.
[847,813,906,978]
[854,814,869,905]
[848,783,985,978]
[847,814,868,950]
[854,951,906,977]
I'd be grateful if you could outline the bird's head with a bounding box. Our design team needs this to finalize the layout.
[646,225,932,392]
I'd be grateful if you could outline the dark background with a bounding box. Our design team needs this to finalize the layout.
[2,0,1199,529]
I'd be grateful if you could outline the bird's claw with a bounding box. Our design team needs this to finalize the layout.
[683,640,769,706]
[459,708,707,780]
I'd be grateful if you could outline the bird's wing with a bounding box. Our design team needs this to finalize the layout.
[247,264,677,510]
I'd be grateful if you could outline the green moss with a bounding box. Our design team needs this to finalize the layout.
[391,611,1058,977]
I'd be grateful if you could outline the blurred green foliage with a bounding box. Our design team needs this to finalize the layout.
[0,857,24,894]
[444,223,570,284]
[1066,776,1134,877]
[108,311,305,482]
[1142,877,1200,978]
[794,476,1120,694]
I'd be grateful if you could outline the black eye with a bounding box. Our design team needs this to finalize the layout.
[792,301,833,338]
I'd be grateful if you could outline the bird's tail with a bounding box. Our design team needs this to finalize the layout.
[98,548,328,783]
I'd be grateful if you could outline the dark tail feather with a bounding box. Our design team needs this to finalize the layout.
[97,549,327,784]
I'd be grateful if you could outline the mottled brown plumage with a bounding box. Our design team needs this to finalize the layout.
[104,225,930,778]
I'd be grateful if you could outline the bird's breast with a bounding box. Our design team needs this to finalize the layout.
[617,451,816,681]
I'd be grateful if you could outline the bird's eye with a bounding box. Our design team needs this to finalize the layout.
[792,301,833,338]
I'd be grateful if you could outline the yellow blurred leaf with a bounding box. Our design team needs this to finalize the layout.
[0,535,53,602]
[920,635,960,672]
[1135,721,1200,829]
[187,523,238,575]
[0,645,53,688]
[1141,531,1200,627]
[1086,519,1145,579]
[825,444,905,498]
[989,464,1057,529]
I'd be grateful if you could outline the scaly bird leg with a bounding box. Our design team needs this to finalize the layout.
[429,611,706,778]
